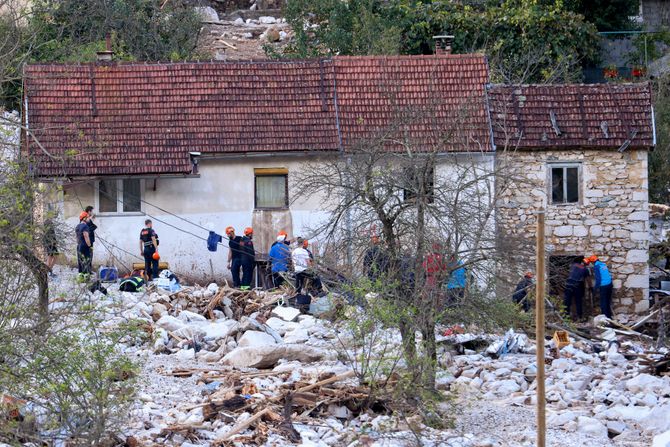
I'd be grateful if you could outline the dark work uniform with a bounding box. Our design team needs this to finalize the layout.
[229,236,243,288]
[140,227,159,280]
[564,263,589,319]
[364,245,389,281]
[75,222,92,274]
[513,277,533,312]
[239,236,255,290]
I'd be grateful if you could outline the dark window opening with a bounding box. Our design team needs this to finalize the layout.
[403,166,435,203]
[98,180,118,213]
[97,179,142,213]
[551,165,580,204]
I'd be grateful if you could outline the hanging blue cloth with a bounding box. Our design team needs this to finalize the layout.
[207,231,223,252]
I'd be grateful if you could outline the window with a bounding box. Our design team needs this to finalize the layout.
[403,166,435,203]
[550,164,580,204]
[96,179,142,214]
[255,168,288,209]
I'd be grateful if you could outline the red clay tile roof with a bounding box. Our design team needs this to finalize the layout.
[24,55,492,178]
[487,83,655,150]
[24,60,340,177]
[333,55,492,152]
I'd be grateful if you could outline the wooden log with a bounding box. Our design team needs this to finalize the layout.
[632,309,660,329]
[294,370,356,393]
[292,392,318,407]
[215,407,272,442]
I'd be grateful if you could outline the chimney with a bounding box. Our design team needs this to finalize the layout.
[433,35,454,55]
[96,34,113,62]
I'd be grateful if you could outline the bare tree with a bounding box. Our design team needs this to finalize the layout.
[292,88,525,396]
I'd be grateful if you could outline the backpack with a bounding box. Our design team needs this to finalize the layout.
[119,276,146,292]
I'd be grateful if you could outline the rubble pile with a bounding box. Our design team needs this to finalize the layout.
[35,268,670,446]
[440,327,669,446]
[193,6,291,61]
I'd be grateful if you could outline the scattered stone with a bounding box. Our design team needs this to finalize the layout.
[271,306,301,322]
[194,6,219,22]
[577,416,608,438]
[238,330,277,348]
[221,345,334,368]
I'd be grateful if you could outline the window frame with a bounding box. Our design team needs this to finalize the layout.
[95,178,144,216]
[254,169,289,210]
[548,162,582,206]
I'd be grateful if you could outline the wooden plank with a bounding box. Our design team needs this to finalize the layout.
[215,407,271,442]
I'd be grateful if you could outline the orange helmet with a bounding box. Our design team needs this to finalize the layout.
[589,255,598,263]
[225,226,235,236]
[244,227,253,236]
[302,239,309,248]
[278,230,288,237]
[152,252,160,260]
[524,271,534,278]
[79,211,89,221]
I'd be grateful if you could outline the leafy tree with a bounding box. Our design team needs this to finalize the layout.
[650,75,670,203]
[282,0,600,83]
[1,0,202,110]
[29,0,201,62]
[562,0,639,31]
[284,0,403,57]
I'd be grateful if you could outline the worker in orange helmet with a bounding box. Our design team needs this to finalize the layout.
[238,227,256,290]
[589,255,613,318]
[139,219,160,280]
[226,226,244,288]
[75,211,93,277]
[269,230,291,288]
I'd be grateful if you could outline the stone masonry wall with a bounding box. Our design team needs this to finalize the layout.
[497,149,649,314]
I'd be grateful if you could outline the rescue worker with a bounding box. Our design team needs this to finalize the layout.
[44,216,59,277]
[84,206,97,247]
[564,257,589,320]
[268,230,291,287]
[139,219,159,280]
[445,255,466,302]
[239,227,256,290]
[424,243,447,290]
[75,211,93,277]
[226,226,243,288]
[513,272,534,312]
[589,255,613,318]
[292,238,322,293]
[364,235,389,281]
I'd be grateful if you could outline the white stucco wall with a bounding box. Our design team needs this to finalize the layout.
[59,155,333,282]
[55,152,496,283]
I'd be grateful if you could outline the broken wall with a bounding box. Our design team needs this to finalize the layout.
[497,148,650,314]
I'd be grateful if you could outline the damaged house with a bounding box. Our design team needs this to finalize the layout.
[22,54,654,313]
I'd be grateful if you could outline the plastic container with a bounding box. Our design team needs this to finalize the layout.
[98,266,118,282]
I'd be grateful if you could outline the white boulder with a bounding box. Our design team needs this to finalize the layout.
[221,345,334,369]
[156,315,185,332]
[178,310,207,323]
[577,416,608,438]
[626,373,665,394]
[238,330,277,348]
[271,306,301,322]
[653,430,670,447]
